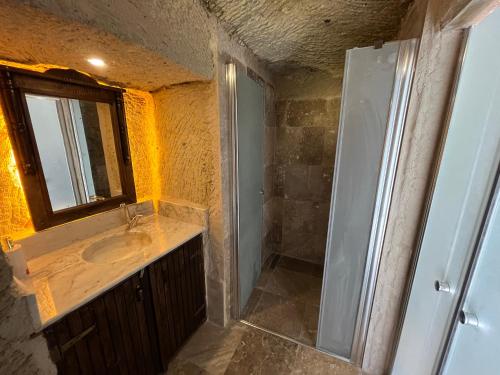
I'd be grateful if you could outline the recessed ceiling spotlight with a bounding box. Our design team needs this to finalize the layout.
[87,58,106,67]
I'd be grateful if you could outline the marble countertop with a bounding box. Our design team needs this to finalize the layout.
[24,214,205,330]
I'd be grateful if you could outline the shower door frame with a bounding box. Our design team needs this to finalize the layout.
[227,61,240,319]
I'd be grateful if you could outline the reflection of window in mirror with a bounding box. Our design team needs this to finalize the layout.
[0,66,136,230]
[26,95,122,211]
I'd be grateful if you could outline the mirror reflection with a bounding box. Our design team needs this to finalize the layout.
[25,94,122,212]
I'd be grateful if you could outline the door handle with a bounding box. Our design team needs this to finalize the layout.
[434,280,451,293]
[136,284,144,302]
[259,189,264,195]
[60,324,96,353]
[459,310,479,327]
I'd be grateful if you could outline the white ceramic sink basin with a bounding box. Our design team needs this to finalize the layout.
[82,231,152,264]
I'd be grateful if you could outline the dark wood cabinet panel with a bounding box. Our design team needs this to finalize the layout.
[43,235,206,374]
[44,271,160,375]
[148,234,206,369]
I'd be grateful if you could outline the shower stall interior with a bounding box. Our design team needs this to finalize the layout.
[229,37,418,365]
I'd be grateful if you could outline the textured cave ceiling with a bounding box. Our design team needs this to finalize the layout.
[203,0,411,73]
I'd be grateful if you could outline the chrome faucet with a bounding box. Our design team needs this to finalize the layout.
[120,203,143,230]
[0,236,14,252]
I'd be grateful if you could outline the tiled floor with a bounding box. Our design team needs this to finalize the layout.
[241,254,324,346]
[167,321,361,375]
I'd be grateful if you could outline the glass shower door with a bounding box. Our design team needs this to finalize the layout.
[235,67,265,312]
[318,39,417,362]
[317,42,399,359]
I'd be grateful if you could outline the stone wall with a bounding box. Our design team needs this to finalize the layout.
[2,0,214,84]
[152,81,227,326]
[268,68,343,265]
[261,83,278,266]
[123,90,160,203]
[0,106,33,239]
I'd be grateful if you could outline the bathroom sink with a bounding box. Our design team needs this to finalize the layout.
[82,231,152,264]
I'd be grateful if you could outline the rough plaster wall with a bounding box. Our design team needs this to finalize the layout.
[154,83,219,207]
[124,90,160,202]
[362,1,464,373]
[9,0,214,80]
[203,0,411,72]
[0,254,56,374]
[0,0,206,91]
[0,107,33,239]
[270,68,342,265]
[276,67,344,100]
[152,81,228,325]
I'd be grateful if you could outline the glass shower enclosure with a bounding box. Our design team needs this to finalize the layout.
[317,39,418,364]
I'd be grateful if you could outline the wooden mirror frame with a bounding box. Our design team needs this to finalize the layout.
[0,66,136,230]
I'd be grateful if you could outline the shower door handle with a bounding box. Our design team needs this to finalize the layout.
[459,310,479,327]
[259,189,264,195]
[434,280,451,293]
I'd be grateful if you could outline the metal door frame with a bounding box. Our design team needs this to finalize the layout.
[227,61,241,319]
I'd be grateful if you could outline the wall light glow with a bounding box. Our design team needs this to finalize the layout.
[87,57,106,68]
[8,149,22,189]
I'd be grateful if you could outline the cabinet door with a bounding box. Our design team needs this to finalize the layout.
[44,271,161,374]
[148,235,206,368]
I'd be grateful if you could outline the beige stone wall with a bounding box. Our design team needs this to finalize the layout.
[6,0,214,81]
[362,0,465,373]
[153,82,220,207]
[0,1,206,92]
[0,107,33,239]
[152,81,228,325]
[124,89,160,203]
[261,83,278,266]
[270,68,342,265]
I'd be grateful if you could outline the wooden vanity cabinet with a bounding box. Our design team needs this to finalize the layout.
[43,234,206,374]
[148,234,206,367]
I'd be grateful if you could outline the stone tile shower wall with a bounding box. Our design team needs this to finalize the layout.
[262,83,278,266]
[267,70,342,265]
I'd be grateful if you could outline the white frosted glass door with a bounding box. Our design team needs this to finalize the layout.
[393,8,500,375]
[317,42,399,358]
[236,69,265,312]
[442,174,500,375]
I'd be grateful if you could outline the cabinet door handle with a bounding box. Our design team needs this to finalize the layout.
[136,285,144,302]
[60,324,96,353]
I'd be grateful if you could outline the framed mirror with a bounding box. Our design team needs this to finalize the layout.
[0,66,136,230]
